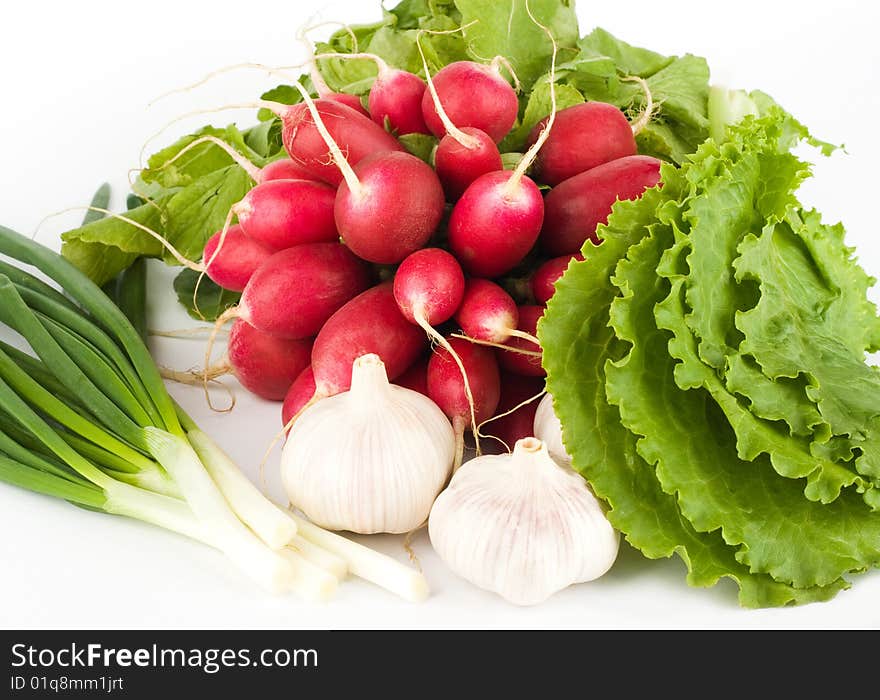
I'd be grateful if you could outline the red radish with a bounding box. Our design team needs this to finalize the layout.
[540,155,662,255]
[417,45,501,200]
[202,225,273,292]
[420,61,518,143]
[445,24,560,278]
[279,78,444,264]
[368,69,429,135]
[427,337,501,469]
[498,305,545,378]
[531,253,584,304]
[393,248,478,439]
[282,367,317,431]
[277,99,403,186]
[394,354,430,396]
[259,158,317,182]
[233,179,339,251]
[213,242,370,341]
[326,93,369,117]
[334,150,445,263]
[393,248,465,330]
[312,52,430,135]
[225,320,312,401]
[434,127,502,200]
[299,283,428,421]
[527,102,637,186]
[446,169,544,277]
[482,374,545,454]
[454,279,520,344]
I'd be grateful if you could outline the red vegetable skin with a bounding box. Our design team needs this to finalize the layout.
[447,170,544,277]
[482,373,545,454]
[454,278,520,344]
[281,99,403,187]
[541,155,662,256]
[426,337,501,434]
[227,320,312,402]
[369,69,430,136]
[528,102,637,186]
[335,151,446,264]
[498,305,545,377]
[421,61,518,143]
[394,354,430,396]
[434,127,502,200]
[282,367,317,431]
[259,158,319,182]
[327,93,370,118]
[393,248,465,326]
[235,179,338,251]
[238,243,370,339]
[202,225,273,292]
[531,253,584,305]
[311,282,428,399]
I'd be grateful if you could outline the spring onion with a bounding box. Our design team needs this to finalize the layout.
[0,223,429,601]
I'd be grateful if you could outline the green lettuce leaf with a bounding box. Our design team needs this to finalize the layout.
[540,187,844,606]
[542,103,880,605]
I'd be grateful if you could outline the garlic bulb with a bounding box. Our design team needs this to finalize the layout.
[534,393,572,467]
[282,354,455,534]
[428,438,618,605]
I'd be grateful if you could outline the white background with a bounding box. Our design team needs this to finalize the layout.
[1,0,879,629]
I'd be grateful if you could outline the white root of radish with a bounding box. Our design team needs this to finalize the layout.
[477,387,547,454]
[147,61,311,108]
[450,333,543,357]
[159,364,236,413]
[414,310,483,459]
[490,54,523,93]
[416,32,481,150]
[34,207,203,272]
[157,134,265,182]
[623,75,656,137]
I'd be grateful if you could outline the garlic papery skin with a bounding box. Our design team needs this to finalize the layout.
[428,438,618,606]
[534,393,572,467]
[281,354,455,535]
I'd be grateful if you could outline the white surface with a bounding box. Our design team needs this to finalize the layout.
[1,0,879,630]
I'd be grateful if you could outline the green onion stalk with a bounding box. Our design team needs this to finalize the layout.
[0,222,428,603]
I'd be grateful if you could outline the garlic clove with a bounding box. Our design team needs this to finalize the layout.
[282,354,455,535]
[534,392,572,467]
[428,437,618,606]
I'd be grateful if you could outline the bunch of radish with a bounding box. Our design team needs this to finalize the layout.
[190,45,661,464]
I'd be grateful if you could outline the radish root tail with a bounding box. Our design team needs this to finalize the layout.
[203,307,239,413]
[33,206,203,272]
[416,31,481,150]
[147,61,310,108]
[193,206,237,320]
[623,75,656,137]
[159,364,236,413]
[416,312,482,456]
[450,333,542,357]
[477,387,547,454]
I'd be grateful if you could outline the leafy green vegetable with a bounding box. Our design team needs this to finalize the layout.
[173,268,240,322]
[455,0,579,90]
[542,108,880,606]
